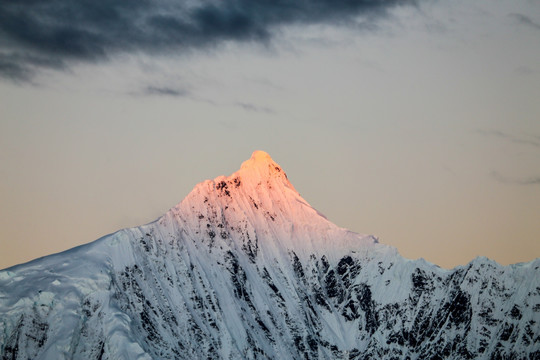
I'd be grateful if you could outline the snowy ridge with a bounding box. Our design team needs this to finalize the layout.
[1,151,539,359]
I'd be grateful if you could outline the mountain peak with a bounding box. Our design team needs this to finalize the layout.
[246,150,273,164]
[181,150,296,210]
[168,151,378,260]
[235,150,292,188]
[1,155,538,360]
[240,150,281,173]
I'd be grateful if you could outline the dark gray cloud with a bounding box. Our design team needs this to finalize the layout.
[0,0,412,81]
[476,129,540,149]
[0,57,30,82]
[509,13,540,30]
[491,171,540,186]
[0,52,65,82]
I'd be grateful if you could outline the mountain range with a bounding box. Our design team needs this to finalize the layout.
[1,151,539,359]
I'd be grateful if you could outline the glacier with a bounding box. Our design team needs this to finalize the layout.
[0,150,539,359]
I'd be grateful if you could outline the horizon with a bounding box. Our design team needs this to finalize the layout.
[1,0,539,270]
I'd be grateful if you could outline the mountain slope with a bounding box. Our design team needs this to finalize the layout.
[1,151,539,359]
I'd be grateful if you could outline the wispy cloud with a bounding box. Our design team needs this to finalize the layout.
[514,65,534,76]
[234,102,275,114]
[476,129,540,149]
[144,86,190,97]
[138,85,276,115]
[0,0,413,81]
[509,13,540,31]
[491,171,540,186]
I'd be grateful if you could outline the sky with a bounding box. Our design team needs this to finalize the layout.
[1,0,539,270]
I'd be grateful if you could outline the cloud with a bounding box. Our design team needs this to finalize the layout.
[144,86,190,97]
[514,65,534,76]
[234,102,275,114]
[478,130,540,186]
[476,129,540,149]
[509,13,540,31]
[0,57,31,82]
[0,0,412,81]
[491,171,540,186]
[0,52,66,82]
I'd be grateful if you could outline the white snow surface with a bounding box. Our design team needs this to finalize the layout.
[1,151,539,359]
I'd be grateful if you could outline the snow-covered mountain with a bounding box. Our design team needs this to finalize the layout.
[1,151,539,359]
